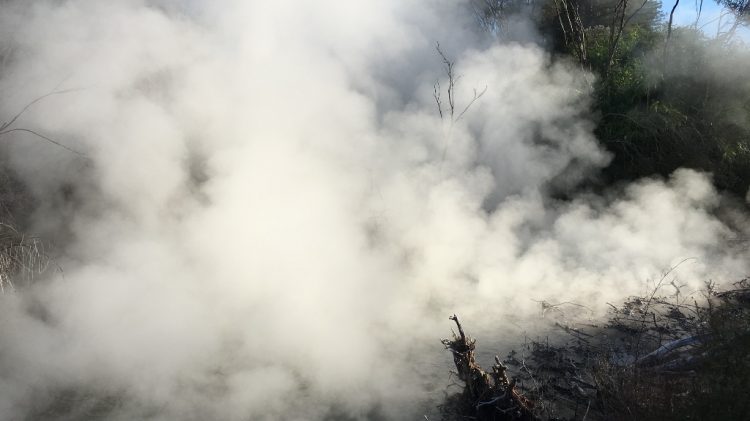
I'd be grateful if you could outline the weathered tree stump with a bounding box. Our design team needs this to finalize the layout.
[442,315,536,421]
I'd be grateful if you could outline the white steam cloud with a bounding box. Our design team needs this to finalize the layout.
[0,0,746,419]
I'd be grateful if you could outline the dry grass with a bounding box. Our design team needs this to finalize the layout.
[0,222,50,292]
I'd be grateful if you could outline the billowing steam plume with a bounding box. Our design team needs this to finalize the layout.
[0,0,745,419]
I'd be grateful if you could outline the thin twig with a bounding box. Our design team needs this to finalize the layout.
[0,128,87,157]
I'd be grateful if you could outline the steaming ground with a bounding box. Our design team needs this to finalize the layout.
[0,0,747,419]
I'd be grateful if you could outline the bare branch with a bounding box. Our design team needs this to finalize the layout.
[456,86,488,122]
[0,128,87,157]
[0,88,81,132]
[434,80,443,119]
[0,88,88,158]
[435,43,456,118]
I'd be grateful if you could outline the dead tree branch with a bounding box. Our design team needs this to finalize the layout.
[442,315,537,420]
[0,89,88,157]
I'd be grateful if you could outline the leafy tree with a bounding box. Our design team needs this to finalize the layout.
[473,0,750,198]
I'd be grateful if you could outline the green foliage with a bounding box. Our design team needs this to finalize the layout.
[595,27,750,195]
[476,0,750,197]
[588,24,657,98]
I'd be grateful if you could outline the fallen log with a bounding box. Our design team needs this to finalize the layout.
[635,334,709,368]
